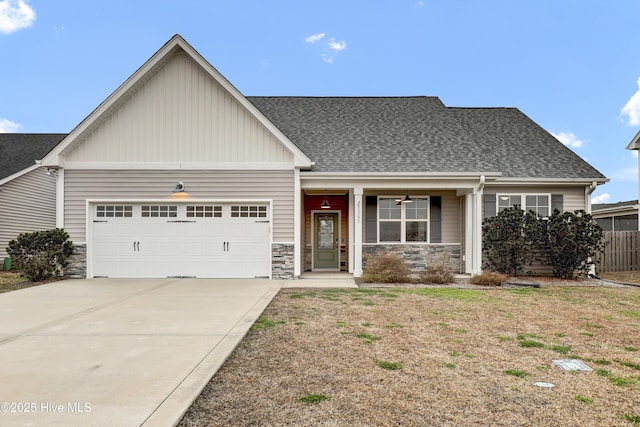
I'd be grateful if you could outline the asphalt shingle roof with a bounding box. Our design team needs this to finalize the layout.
[0,134,66,180]
[248,96,606,179]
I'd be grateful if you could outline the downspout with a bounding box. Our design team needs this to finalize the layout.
[585,181,597,214]
[585,181,598,275]
[473,175,486,274]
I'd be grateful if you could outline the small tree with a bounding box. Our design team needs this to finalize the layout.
[482,206,538,275]
[537,210,604,278]
[7,229,73,282]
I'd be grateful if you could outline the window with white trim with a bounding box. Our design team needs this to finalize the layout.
[498,194,550,217]
[378,197,429,243]
[230,205,267,218]
[141,205,178,218]
[96,205,133,218]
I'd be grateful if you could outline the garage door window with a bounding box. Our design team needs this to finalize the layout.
[96,205,133,218]
[231,205,267,218]
[186,205,222,218]
[141,205,178,218]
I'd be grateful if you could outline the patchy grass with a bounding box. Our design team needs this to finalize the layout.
[298,394,331,405]
[0,271,37,293]
[180,285,640,427]
[600,270,640,285]
[376,360,403,370]
[504,369,529,378]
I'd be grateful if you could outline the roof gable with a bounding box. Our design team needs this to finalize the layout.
[0,134,66,182]
[41,35,312,168]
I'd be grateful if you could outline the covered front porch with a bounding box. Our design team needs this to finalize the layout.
[296,173,498,278]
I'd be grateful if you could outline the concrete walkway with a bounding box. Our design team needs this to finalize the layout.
[0,278,282,427]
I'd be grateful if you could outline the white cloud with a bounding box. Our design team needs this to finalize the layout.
[620,77,640,126]
[417,0,425,6]
[610,166,638,181]
[0,0,36,34]
[0,117,22,132]
[551,131,584,148]
[306,33,347,64]
[591,193,611,204]
[327,39,346,51]
[305,33,325,43]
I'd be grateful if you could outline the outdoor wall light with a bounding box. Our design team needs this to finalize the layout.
[173,181,185,193]
[401,195,413,203]
[321,199,331,209]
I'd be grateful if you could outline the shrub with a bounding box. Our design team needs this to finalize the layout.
[470,271,508,287]
[482,207,538,275]
[361,253,410,283]
[419,264,455,284]
[535,210,604,278]
[6,229,73,282]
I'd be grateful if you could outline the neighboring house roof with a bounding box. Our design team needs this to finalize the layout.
[592,200,639,215]
[627,130,640,150]
[248,96,607,180]
[0,133,66,181]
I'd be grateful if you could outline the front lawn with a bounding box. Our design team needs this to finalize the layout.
[180,284,640,426]
[600,271,640,285]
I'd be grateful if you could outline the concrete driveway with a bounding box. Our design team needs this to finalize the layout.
[0,278,282,427]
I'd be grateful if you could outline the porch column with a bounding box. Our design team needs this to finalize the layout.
[472,178,485,274]
[353,186,363,277]
[465,192,473,274]
[293,168,301,277]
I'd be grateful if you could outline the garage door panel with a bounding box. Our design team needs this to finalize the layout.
[91,203,271,278]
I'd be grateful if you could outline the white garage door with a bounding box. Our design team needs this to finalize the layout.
[91,203,271,278]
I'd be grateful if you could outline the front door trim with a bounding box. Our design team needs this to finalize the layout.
[311,210,341,271]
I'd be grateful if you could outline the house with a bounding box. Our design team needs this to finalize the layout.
[0,133,66,259]
[592,131,640,232]
[592,200,639,231]
[35,34,607,279]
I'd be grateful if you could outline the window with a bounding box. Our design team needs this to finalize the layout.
[141,205,177,218]
[378,197,429,243]
[498,194,550,217]
[231,205,267,218]
[96,205,132,218]
[186,205,222,218]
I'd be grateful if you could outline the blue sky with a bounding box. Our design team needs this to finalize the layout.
[1,0,639,204]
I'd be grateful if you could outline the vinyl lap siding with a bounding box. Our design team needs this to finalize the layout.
[0,168,56,257]
[64,169,294,243]
[64,53,293,164]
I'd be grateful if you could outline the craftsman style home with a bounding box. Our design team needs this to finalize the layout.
[25,35,608,279]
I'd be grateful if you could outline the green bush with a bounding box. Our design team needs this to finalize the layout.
[482,207,538,275]
[419,264,455,284]
[361,253,410,283]
[7,229,73,282]
[483,207,604,279]
[470,271,508,287]
[535,210,604,278]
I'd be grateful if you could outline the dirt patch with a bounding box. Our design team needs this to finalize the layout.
[179,283,640,426]
[600,271,640,286]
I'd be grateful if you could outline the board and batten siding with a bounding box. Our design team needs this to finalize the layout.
[64,52,293,164]
[483,186,587,214]
[0,168,56,257]
[63,170,294,243]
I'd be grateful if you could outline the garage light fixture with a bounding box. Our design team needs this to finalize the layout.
[173,182,185,193]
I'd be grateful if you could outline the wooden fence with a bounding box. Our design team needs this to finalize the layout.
[596,231,640,273]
